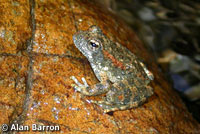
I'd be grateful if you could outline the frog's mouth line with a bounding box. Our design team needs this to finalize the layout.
[73,33,92,59]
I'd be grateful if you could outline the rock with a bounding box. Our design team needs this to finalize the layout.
[0,0,199,133]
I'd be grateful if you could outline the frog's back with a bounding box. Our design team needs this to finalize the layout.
[103,39,147,74]
[103,40,138,65]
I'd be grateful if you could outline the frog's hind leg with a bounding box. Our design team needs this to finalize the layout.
[103,102,140,113]
[96,96,148,113]
[139,61,154,80]
[90,100,113,105]
[91,100,141,113]
[90,100,122,112]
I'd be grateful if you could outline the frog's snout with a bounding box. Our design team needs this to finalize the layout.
[72,34,78,43]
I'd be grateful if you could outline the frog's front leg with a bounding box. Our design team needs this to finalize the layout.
[70,76,111,96]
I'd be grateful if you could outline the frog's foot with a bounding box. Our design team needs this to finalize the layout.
[139,62,154,80]
[89,100,114,113]
[90,100,139,113]
[71,76,111,96]
[90,100,113,105]
[70,76,89,94]
[89,100,118,113]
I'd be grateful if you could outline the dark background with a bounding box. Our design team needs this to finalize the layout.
[95,0,200,122]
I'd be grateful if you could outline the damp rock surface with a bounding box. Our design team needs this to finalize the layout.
[0,0,199,133]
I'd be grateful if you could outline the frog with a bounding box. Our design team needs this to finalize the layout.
[71,25,154,113]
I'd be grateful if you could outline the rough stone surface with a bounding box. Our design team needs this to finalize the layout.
[0,0,199,133]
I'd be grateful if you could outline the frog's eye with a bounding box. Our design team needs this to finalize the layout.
[88,39,101,51]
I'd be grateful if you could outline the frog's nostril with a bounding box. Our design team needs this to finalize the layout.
[73,34,77,41]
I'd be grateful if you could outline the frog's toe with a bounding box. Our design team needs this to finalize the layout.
[71,76,84,87]
[71,84,82,92]
[90,100,112,105]
[103,108,113,113]
[70,76,76,80]
[81,77,89,87]
[103,107,121,113]
[90,100,103,105]
[91,101,127,113]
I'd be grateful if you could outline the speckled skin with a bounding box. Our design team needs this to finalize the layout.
[71,26,154,113]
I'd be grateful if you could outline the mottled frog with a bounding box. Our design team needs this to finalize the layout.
[71,26,154,113]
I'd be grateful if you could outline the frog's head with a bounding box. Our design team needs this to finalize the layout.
[73,26,104,62]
